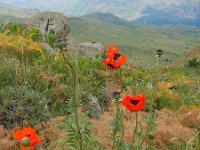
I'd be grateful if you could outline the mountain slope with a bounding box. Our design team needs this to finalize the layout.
[176,45,200,66]
[81,12,133,27]
[68,17,200,65]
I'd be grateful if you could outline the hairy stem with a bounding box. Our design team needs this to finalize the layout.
[117,67,124,148]
[61,49,83,149]
[61,50,77,102]
[130,112,138,149]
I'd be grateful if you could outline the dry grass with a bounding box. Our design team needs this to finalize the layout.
[91,107,197,149]
[0,125,15,150]
[179,106,200,129]
[155,109,197,149]
[0,108,198,150]
[35,116,67,150]
[52,84,68,96]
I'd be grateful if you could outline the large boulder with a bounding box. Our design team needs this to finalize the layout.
[26,11,70,39]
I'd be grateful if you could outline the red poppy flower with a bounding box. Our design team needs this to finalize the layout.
[104,45,128,70]
[14,128,42,150]
[122,95,145,112]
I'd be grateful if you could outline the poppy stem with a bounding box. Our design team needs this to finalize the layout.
[61,48,83,150]
[61,50,77,104]
[119,67,123,91]
[139,56,161,149]
[116,103,124,149]
[130,112,138,149]
[74,111,83,150]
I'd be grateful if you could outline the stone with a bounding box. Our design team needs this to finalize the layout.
[87,94,102,119]
[66,39,104,57]
[26,11,70,39]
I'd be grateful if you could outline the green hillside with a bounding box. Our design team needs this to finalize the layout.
[68,17,200,65]
[81,13,133,27]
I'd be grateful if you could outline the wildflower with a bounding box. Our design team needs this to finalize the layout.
[104,45,128,70]
[122,95,145,112]
[14,127,42,150]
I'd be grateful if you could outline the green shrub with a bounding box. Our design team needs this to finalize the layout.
[0,86,50,128]
[154,95,181,111]
[186,57,200,67]
[3,22,25,34]
[26,27,42,42]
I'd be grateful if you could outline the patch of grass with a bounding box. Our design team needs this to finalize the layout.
[0,85,50,129]
[154,95,182,111]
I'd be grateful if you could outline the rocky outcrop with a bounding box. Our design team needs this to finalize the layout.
[26,11,70,39]
[26,12,104,56]
[66,39,104,57]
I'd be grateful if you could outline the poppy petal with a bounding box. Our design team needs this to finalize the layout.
[108,45,119,52]
[37,138,43,144]
[108,45,120,60]
[104,59,115,70]
[21,147,28,150]
[14,130,24,141]
[118,56,128,65]
[23,128,37,141]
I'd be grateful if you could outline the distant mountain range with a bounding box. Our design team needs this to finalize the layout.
[133,6,200,27]
[0,0,200,27]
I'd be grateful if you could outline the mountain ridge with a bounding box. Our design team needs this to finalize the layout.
[80,12,133,27]
[0,0,200,21]
[132,6,200,27]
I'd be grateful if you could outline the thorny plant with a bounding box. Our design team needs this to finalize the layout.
[56,42,97,150]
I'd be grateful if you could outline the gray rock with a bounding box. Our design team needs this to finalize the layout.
[67,39,104,57]
[99,86,110,110]
[26,11,70,39]
[87,94,102,119]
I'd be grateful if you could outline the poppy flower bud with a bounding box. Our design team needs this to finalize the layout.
[112,92,121,101]
[156,49,164,57]
[21,138,30,147]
